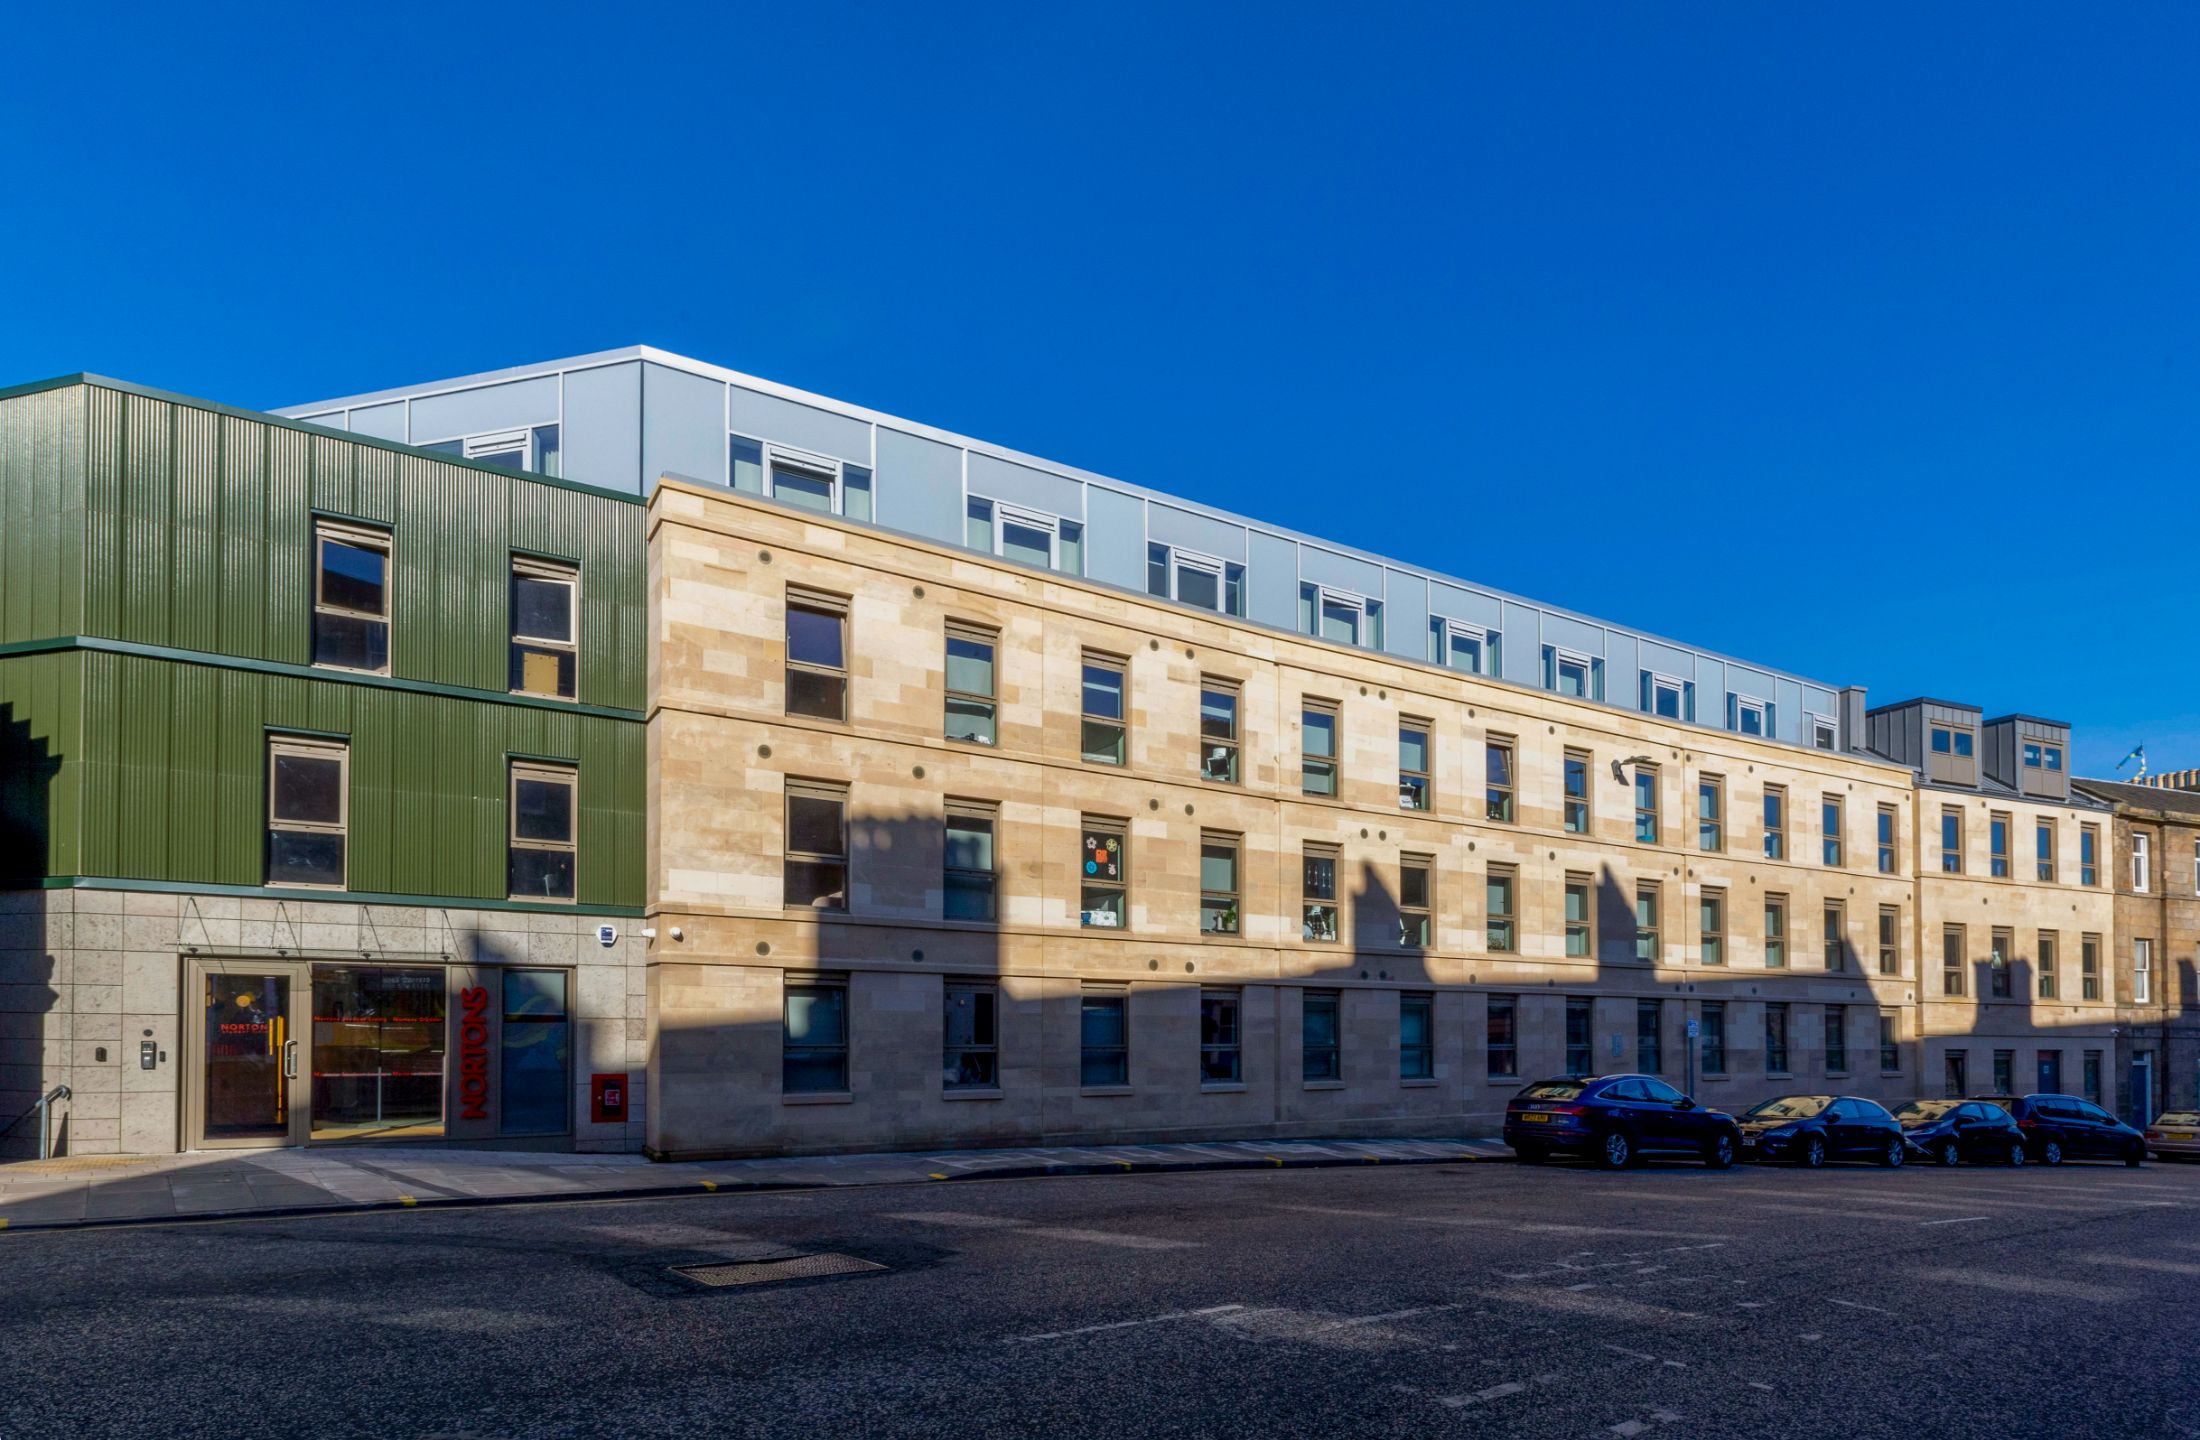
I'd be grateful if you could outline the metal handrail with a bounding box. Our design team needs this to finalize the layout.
[1,1084,71,1160]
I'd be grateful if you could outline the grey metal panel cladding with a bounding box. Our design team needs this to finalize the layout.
[292,410,343,428]
[1775,679,1804,743]
[1605,633,1638,694]
[1083,486,1146,592]
[875,427,963,545]
[1803,685,1837,718]
[1148,503,1246,562]
[562,361,642,494]
[727,385,872,465]
[1300,545,1383,598]
[1640,640,1694,680]
[1698,658,1727,710]
[1727,666,1775,702]
[642,363,727,489]
[1542,614,1603,656]
[967,452,1084,519]
[1428,580,1501,631]
[349,402,406,442]
[1383,570,1426,659]
[407,375,559,442]
[1246,530,1300,630]
[1498,603,1540,685]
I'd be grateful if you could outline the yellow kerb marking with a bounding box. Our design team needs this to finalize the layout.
[397,1195,418,1207]
[700,1180,718,1192]
[929,1173,949,1180]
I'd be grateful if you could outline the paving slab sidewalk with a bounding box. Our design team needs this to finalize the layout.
[0,1136,1511,1232]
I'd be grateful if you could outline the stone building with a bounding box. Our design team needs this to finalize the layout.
[2072,775,2200,1122]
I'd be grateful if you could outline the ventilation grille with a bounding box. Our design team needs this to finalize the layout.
[673,1253,887,1288]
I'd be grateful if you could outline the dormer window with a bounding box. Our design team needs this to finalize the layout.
[422,425,561,477]
[1300,583,1379,647]
[970,497,1083,575]
[1430,617,1498,676]
[1543,646,1603,701]
[2023,742,2065,773]
[1154,545,1246,616]
[1728,694,1773,738]
[1930,725,1975,758]
[1641,671,1692,722]
[1809,715,1837,751]
[731,434,871,521]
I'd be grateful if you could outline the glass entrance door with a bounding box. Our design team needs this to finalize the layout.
[310,966,448,1141]
[194,962,308,1148]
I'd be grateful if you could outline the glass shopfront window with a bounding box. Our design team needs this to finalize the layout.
[501,969,572,1135]
[310,966,448,1140]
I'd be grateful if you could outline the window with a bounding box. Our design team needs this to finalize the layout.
[1634,882,1661,963]
[1080,654,1128,765]
[1698,776,1724,851]
[1699,889,1726,966]
[1399,722,1432,811]
[1941,924,1965,996]
[1200,833,1240,936]
[1399,855,1433,948]
[783,979,849,1094]
[1302,991,1342,1081]
[1989,928,2012,998]
[1080,989,1129,1086]
[944,982,998,1089]
[1700,1003,1727,1074]
[2036,820,2057,882]
[1989,812,2011,879]
[2135,938,2154,1004]
[1763,895,1787,968]
[1879,1011,1900,1072]
[1200,990,1242,1084]
[1822,796,1844,867]
[426,424,562,477]
[1823,902,1847,971]
[1153,545,1245,615]
[1432,618,1498,676]
[943,802,997,922]
[1563,751,1591,834]
[1565,874,1594,958]
[1762,786,1787,859]
[1765,1003,1790,1073]
[1636,1000,1662,1074]
[738,438,871,520]
[1486,866,1517,952]
[1943,1051,1968,1099]
[2134,832,2152,893]
[1728,694,1772,737]
[1301,583,1379,647]
[1940,807,1963,874]
[1930,725,1975,757]
[501,970,570,1135]
[1302,844,1340,942]
[2037,932,2058,998]
[1993,1049,2014,1095]
[2045,745,2063,771]
[1080,818,1128,929]
[1485,737,1517,823]
[509,556,578,699]
[1400,994,1435,1080]
[785,781,849,910]
[1564,997,1593,1075]
[1544,646,1603,701]
[312,520,391,673]
[969,497,1083,574]
[508,763,577,902]
[1824,1007,1848,1074]
[2022,741,2064,773]
[266,736,349,888]
[1641,671,1691,721]
[1200,680,1241,784]
[2080,825,2100,886]
[1487,996,1518,1077]
[1877,906,1900,976]
[2083,1050,2102,1103]
[784,589,848,721]
[731,434,764,494]
[2082,933,2101,1000]
[1811,715,1838,751]
[1633,765,1660,843]
[1876,804,1898,874]
[1302,700,1340,797]
[943,623,998,746]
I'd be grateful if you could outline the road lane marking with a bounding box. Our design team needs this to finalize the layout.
[1009,1304,1247,1342]
[1827,1298,1893,1314]
[1918,1216,1991,1226]
[1911,1267,2130,1302]
[883,1211,1030,1229]
[1028,1226,1198,1250]
[2079,1253,2200,1277]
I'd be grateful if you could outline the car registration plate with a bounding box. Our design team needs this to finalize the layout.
[2169,1131,2195,1140]
[1519,1112,1550,1124]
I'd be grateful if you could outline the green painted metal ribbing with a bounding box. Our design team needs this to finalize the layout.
[0,389,87,644]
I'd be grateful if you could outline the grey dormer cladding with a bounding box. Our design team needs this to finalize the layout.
[282,346,1850,753]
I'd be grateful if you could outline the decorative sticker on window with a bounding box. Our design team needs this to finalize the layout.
[1084,831,1121,881]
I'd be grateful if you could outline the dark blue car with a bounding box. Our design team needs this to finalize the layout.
[1736,1094,1906,1168]
[1503,1073,1741,1170]
[1893,1099,2028,1166]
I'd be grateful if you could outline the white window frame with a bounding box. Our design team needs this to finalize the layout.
[1732,694,1770,738]
[509,555,580,701]
[1548,646,1594,699]
[2133,832,2152,893]
[420,426,561,475]
[1308,583,1376,644]
[2135,938,2153,1004]
[1436,617,1494,676]
[1168,548,1230,612]
[1646,672,1686,720]
[727,433,872,520]
[989,502,1074,571]
[267,735,349,891]
[312,518,394,677]
[1807,713,1837,750]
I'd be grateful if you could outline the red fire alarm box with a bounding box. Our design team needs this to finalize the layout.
[591,1072,628,1124]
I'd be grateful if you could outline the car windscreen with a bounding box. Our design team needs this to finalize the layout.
[1894,1100,1957,1122]
[1519,1081,1586,1101]
[1975,1097,2018,1113]
[1745,1095,1831,1119]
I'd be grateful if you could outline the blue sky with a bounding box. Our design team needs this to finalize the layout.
[5,5,2195,773]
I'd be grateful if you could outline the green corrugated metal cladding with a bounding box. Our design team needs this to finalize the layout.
[0,378,645,907]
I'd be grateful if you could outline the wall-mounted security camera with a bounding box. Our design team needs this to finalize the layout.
[641,927,658,940]
[669,926,684,941]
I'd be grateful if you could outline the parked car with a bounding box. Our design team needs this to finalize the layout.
[1973,1094,2147,1166]
[2142,1109,2200,1162]
[1735,1094,1906,1167]
[1892,1099,2028,1167]
[1503,1074,1742,1170]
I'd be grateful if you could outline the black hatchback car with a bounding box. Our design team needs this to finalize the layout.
[1974,1094,2147,1166]
[1892,1099,2028,1166]
[1735,1094,1906,1167]
[1503,1074,1742,1169]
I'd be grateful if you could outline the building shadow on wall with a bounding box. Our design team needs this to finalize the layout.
[0,701,63,1158]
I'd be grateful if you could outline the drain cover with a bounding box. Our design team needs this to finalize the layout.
[673,1253,887,1288]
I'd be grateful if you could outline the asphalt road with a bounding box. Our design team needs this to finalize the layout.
[4,1152,2197,1440]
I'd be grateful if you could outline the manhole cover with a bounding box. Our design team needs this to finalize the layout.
[672,1253,887,1288]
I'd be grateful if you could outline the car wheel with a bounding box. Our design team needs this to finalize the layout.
[2039,1138,2064,1167]
[2125,1144,2144,1169]
[1703,1132,1737,1170]
[1797,1135,1827,1169]
[2006,1141,2026,1167]
[1937,1140,1961,1168]
[1880,1137,1905,1168]
[1597,1129,1635,1170]
[1515,1144,1548,1164]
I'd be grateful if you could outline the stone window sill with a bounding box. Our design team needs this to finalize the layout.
[1400,1078,1439,1089]
[942,1088,1003,1102]
[782,1091,854,1105]
[1200,1083,1248,1094]
[1302,1080,1345,1091]
[1080,1085,1134,1098]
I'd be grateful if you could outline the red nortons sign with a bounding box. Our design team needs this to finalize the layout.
[458,986,490,1120]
